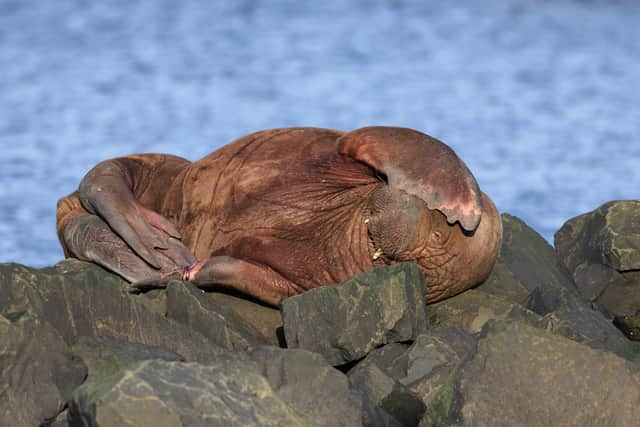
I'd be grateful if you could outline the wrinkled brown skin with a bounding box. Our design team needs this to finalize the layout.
[56,127,502,305]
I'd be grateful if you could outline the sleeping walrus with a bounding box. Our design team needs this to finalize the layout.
[56,127,502,305]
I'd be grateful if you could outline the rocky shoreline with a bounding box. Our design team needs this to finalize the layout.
[2,201,640,426]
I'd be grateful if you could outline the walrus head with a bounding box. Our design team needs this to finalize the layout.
[339,126,502,302]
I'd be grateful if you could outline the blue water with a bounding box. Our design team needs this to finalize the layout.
[1,0,639,267]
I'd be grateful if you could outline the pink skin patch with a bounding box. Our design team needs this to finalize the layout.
[162,260,205,281]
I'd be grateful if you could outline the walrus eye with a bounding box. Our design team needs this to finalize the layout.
[374,170,388,184]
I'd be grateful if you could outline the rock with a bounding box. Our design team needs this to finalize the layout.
[556,200,640,273]
[496,214,576,295]
[349,355,426,427]
[0,261,224,363]
[49,409,69,427]
[281,263,428,365]
[0,313,86,427]
[430,289,542,334]
[555,201,640,318]
[476,214,635,354]
[475,261,530,306]
[166,280,269,351]
[70,335,184,379]
[134,289,167,316]
[69,359,312,427]
[249,346,363,427]
[208,290,284,346]
[349,328,475,426]
[525,284,638,354]
[348,364,406,427]
[614,311,640,341]
[455,320,640,427]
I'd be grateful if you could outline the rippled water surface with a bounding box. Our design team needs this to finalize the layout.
[1,0,639,266]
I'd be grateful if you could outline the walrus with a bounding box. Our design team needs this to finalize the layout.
[56,127,502,305]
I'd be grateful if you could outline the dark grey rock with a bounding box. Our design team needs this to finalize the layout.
[555,201,640,319]
[430,289,543,334]
[594,270,640,317]
[249,346,363,427]
[349,343,412,377]
[70,335,184,380]
[497,214,577,295]
[475,261,530,306]
[349,363,424,427]
[0,261,224,363]
[49,409,69,427]
[614,312,640,341]
[69,359,312,427]
[457,320,640,427]
[166,280,268,351]
[476,214,635,354]
[207,290,284,346]
[281,263,428,365]
[349,328,475,427]
[556,200,640,273]
[134,288,167,316]
[0,314,86,427]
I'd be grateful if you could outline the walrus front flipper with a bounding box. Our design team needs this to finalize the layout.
[132,256,304,306]
[77,154,189,268]
[337,126,483,231]
[56,195,196,283]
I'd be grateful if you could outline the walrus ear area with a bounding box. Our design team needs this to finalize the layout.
[336,126,483,231]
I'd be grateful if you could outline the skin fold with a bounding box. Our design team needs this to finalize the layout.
[56,127,502,305]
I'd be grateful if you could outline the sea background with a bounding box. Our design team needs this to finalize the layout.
[0,0,638,267]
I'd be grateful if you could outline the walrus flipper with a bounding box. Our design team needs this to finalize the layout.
[56,194,196,283]
[337,126,483,231]
[77,155,189,268]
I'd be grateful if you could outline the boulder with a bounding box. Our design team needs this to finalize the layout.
[556,200,640,273]
[70,335,184,379]
[166,280,269,351]
[281,263,428,366]
[0,261,224,363]
[455,320,640,427]
[349,328,474,426]
[430,289,542,334]
[555,201,640,318]
[347,364,407,427]
[69,359,313,426]
[614,311,640,341]
[0,313,86,426]
[249,346,364,427]
[50,410,69,427]
[476,214,635,354]
[207,290,284,346]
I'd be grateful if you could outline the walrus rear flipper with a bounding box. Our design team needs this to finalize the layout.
[337,126,483,231]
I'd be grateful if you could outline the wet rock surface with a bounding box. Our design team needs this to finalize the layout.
[281,263,428,366]
[3,203,640,426]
